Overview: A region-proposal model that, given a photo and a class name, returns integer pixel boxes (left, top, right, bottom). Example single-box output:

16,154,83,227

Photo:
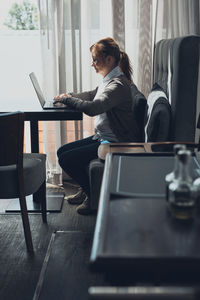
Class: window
0,0,43,151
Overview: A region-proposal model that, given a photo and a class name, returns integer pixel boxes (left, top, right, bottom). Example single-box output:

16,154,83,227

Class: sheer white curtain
154,0,199,41
112,0,153,96
37,0,62,183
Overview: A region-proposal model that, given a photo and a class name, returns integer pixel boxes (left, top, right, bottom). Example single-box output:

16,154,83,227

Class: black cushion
146,83,171,142
131,83,147,142
0,153,46,198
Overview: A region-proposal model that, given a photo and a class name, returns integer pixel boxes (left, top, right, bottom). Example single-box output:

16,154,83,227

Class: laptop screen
29,72,46,107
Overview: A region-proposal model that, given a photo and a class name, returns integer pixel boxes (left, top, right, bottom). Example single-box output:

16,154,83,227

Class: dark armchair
0,112,47,252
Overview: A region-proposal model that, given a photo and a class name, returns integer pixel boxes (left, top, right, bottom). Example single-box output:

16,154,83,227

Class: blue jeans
57,136,100,195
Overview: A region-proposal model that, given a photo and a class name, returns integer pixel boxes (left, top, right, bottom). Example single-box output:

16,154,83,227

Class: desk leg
30,120,39,153
30,120,42,204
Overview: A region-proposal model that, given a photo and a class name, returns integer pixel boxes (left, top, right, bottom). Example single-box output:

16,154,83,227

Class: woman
54,37,141,215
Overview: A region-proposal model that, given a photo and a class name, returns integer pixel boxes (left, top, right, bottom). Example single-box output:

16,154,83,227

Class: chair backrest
145,83,171,142
153,35,200,142
0,112,24,166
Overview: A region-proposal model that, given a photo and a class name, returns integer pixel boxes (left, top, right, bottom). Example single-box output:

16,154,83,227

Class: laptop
29,72,66,109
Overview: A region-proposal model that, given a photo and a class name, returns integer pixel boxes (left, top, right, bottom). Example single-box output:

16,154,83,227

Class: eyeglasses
92,57,98,65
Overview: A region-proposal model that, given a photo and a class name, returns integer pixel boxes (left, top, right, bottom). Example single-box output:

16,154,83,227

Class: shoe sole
76,208,96,215
67,198,85,205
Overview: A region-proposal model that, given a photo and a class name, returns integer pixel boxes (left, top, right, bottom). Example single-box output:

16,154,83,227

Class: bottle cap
177,149,191,164
173,144,186,154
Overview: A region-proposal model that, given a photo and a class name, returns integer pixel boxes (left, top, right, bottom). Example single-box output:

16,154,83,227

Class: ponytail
119,51,133,83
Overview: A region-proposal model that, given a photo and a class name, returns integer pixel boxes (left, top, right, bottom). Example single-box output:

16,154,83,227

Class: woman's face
91,49,115,77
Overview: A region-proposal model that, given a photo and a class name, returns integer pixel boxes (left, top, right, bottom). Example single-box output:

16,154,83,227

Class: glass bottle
165,144,186,202
168,149,195,220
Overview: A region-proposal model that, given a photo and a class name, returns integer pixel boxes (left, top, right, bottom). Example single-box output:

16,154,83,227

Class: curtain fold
38,0,62,184
154,0,200,41
137,0,153,97
112,0,125,50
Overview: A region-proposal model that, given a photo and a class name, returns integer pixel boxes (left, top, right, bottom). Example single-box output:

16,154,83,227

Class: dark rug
33,231,107,300
0,182,98,300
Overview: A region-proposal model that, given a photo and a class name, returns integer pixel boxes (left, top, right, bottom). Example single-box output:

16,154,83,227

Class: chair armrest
98,142,199,160
98,143,148,160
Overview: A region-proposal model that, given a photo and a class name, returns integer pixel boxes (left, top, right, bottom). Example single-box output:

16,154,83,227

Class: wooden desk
90,153,200,283
1,98,82,152
1,98,82,212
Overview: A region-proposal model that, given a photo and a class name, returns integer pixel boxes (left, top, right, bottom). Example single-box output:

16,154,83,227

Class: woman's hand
53,93,70,103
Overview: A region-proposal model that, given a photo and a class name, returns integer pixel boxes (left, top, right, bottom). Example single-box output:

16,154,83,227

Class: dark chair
89,35,200,211
154,35,200,142
0,112,47,252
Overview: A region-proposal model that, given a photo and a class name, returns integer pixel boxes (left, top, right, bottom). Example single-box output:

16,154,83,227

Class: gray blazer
64,74,141,142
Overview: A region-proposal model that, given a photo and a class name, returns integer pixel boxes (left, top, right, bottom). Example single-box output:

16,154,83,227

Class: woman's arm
65,78,131,116
69,88,98,101
54,88,98,103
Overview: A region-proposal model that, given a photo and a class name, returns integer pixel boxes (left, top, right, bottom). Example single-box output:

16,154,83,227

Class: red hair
90,37,133,82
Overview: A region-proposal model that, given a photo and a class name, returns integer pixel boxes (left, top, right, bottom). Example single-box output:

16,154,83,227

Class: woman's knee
57,146,62,158
57,137,92,158
57,142,76,158
58,150,77,170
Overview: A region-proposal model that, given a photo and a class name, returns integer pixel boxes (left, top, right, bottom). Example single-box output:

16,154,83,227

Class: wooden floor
0,182,97,300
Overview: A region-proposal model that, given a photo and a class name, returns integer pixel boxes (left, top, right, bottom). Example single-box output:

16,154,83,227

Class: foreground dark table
90,153,200,284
